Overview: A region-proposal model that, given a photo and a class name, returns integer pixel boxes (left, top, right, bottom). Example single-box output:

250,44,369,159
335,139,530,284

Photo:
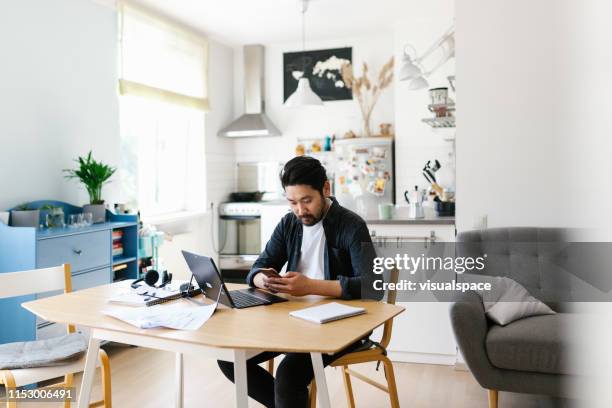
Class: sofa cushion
486,313,589,376
483,277,555,326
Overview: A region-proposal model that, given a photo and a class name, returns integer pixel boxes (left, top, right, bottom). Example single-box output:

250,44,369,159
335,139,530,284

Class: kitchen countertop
259,201,455,225
366,215,454,225
366,207,454,225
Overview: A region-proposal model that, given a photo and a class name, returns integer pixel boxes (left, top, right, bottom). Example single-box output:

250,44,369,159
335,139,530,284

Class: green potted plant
63,151,116,224
10,202,41,227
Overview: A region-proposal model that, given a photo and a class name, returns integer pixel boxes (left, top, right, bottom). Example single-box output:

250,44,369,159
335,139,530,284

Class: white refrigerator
329,137,394,220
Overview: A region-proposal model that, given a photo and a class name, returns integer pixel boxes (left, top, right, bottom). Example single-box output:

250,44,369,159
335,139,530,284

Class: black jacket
246,197,377,300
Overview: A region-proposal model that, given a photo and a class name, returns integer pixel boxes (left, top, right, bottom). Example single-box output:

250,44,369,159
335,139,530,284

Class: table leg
77,336,100,408
310,352,331,408
175,353,184,408
234,349,248,408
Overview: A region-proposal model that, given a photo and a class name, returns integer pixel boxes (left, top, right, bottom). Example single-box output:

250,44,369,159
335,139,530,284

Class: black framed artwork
283,47,353,102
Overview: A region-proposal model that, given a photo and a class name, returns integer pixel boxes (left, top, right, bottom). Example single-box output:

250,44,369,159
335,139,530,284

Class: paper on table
103,300,217,330
108,287,181,307
108,280,187,307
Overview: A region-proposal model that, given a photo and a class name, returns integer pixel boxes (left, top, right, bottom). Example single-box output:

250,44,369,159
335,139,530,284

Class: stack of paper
289,302,365,324
103,301,217,330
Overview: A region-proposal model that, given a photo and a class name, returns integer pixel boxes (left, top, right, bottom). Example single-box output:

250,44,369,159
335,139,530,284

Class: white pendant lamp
399,54,422,81
407,76,429,90
400,27,454,91
285,0,323,107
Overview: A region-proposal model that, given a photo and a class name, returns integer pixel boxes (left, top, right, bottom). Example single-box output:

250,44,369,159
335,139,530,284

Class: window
117,2,208,218
119,97,204,216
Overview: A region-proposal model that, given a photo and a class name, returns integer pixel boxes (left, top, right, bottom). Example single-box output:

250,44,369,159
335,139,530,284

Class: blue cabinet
0,201,138,344
37,230,111,272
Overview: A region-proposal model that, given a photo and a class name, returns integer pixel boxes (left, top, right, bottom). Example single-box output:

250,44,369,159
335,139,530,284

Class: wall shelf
422,117,456,128
112,256,137,265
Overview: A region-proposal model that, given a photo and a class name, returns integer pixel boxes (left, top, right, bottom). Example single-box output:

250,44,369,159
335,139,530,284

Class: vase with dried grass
341,57,394,137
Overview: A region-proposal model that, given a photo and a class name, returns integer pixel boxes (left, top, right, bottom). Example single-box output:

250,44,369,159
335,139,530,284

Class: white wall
455,0,612,233
158,38,236,279
393,2,455,204
205,41,237,209
230,17,457,207
456,2,612,404
232,33,395,163
0,0,119,209
0,0,236,279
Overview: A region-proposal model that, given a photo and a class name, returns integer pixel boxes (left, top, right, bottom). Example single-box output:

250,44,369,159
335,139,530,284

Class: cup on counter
377,203,394,220
68,214,79,228
0,212,9,225
83,212,93,226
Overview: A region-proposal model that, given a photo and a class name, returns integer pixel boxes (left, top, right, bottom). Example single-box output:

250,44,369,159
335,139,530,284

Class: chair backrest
0,264,75,334
0,264,71,299
385,266,399,305
380,266,399,348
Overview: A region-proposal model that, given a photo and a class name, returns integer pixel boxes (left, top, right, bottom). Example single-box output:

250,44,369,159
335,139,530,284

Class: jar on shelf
45,207,65,228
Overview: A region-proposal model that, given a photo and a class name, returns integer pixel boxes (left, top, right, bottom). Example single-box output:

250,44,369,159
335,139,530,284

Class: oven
216,161,283,282
217,202,262,283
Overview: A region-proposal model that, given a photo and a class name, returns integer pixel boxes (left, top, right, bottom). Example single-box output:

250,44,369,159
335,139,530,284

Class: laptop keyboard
230,290,270,308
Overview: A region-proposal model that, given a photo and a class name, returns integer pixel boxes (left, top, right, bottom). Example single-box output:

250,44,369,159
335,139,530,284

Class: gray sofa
450,227,590,408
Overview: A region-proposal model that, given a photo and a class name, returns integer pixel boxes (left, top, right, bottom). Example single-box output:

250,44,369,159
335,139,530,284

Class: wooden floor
4,343,580,407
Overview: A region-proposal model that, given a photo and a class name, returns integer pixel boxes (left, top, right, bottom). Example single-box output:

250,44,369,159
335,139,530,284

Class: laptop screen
181,250,228,305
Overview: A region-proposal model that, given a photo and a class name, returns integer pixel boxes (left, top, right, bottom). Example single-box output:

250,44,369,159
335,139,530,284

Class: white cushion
7,354,102,387
0,333,87,370
480,277,556,326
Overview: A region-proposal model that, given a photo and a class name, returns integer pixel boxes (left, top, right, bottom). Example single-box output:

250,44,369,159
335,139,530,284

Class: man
218,156,378,408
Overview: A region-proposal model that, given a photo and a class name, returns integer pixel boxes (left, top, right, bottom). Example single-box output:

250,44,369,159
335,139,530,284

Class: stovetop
219,202,262,217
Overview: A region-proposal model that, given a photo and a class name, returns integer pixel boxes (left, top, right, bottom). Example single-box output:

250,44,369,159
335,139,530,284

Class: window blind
118,2,209,111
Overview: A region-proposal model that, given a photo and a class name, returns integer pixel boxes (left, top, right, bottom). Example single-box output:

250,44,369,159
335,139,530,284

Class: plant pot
10,209,41,227
83,204,106,224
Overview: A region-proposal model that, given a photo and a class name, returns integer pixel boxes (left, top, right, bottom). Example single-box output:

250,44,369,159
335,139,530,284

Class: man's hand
253,271,272,290
265,271,313,296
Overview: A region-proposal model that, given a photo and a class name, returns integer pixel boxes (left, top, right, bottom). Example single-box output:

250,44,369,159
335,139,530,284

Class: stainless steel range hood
218,45,281,138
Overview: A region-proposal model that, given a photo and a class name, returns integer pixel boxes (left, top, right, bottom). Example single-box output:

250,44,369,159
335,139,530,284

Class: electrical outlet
474,215,488,230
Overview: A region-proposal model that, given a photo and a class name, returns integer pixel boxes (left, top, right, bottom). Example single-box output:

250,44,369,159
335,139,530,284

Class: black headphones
131,269,173,289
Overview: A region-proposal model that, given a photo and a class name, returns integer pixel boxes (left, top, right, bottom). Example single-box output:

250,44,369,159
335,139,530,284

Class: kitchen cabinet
367,220,458,365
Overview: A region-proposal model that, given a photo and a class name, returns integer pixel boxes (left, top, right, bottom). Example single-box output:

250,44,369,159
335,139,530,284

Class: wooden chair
0,264,112,408
267,267,401,408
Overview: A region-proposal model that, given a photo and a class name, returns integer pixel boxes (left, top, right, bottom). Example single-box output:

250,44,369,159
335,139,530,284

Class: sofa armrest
449,290,498,388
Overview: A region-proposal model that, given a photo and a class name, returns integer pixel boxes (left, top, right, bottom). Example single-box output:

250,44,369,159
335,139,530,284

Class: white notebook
289,302,365,324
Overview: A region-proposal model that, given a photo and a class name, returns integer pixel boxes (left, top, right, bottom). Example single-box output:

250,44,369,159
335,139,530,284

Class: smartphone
258,268,281,279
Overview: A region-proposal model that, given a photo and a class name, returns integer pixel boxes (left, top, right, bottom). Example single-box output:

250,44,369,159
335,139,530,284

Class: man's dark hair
280,156,327,194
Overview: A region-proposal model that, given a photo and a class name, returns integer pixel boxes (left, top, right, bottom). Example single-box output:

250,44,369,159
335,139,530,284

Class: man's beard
299,213,321,226
298,201,326,226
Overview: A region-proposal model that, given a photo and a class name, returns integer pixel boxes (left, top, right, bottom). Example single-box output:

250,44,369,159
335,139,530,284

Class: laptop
181,250,287,309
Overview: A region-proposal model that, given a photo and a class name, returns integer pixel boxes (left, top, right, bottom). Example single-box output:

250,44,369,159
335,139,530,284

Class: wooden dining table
22,280,404,408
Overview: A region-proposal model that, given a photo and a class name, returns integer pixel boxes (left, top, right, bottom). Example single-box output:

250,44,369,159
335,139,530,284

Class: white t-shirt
297,221,327,280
